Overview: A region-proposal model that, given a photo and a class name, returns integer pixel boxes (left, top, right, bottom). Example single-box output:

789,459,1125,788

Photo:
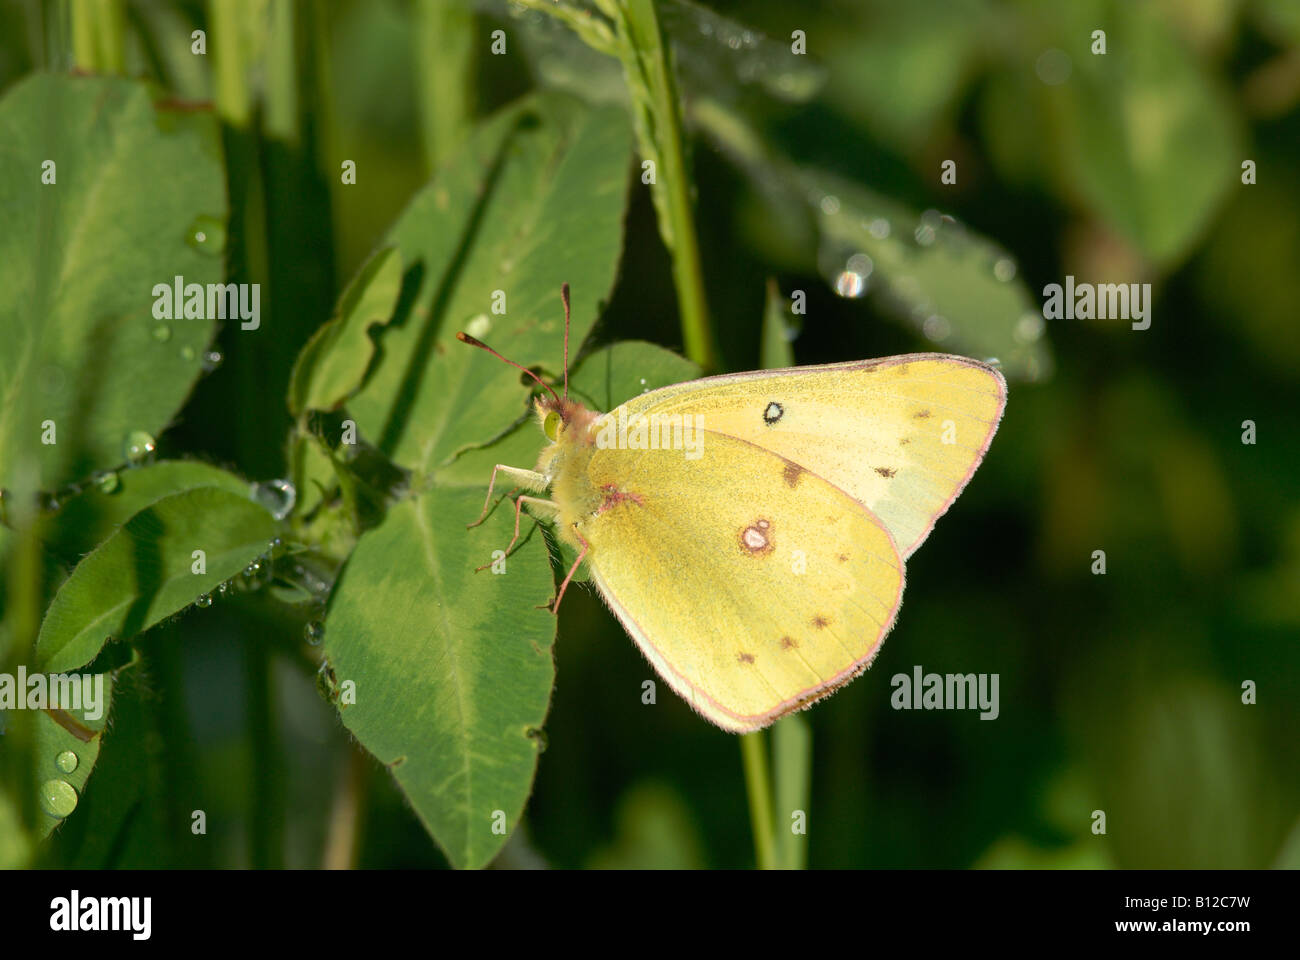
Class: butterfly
460,285,1006,733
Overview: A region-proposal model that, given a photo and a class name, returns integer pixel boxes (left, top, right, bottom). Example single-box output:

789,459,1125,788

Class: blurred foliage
0,0,1296,869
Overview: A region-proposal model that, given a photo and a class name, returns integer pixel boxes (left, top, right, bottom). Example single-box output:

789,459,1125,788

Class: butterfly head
535,393,598,446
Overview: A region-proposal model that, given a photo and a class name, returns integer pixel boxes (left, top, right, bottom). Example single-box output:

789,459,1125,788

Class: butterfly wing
616,354,1006,559
578,431,904,733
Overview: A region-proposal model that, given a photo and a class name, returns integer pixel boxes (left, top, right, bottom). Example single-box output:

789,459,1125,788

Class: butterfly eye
543,411,562,441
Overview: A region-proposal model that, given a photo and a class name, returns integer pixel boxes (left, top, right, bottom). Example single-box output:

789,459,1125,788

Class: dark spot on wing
763,401,784,425
811,615,831,630
780,636,797,649
838,554,849,563
783,462,803,487
874,467,896,478
913,409,931,419
739,519,773,555
737,652,755,664
899,438,911,446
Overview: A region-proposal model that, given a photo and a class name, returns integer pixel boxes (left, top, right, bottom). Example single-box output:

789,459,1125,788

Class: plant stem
323,743,370,869
413,0,474,175
208,0,251,126
772,715,811,868
263,0,298,144
70,0,125,74
612,0,718,370
740,731,776,869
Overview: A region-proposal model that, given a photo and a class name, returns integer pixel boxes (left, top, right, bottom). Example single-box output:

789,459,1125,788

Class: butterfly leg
545,526,589,615
474,495,559,572
467,465,550,528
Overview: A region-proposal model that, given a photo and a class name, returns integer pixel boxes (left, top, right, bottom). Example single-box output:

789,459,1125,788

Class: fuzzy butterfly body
462,293,1006,733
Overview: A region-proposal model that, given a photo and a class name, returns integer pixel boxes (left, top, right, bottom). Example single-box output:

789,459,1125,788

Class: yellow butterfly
461,285,1006,733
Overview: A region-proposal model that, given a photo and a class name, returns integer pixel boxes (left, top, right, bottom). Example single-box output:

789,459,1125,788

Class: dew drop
180,345,196,362
38,492,61,514
1015,312,1046,343
922,314,952,341
819,195,841,216
834,270,867,298
122,430,157,465
465,314,492,339
304,621,325,646
196,593,213,608
993,258,1017,282
39,779,78,819
526,726,549,753
94,470,120,495
914,210,942,247
868,218,891,239
185,214,228,255
201,350,224,372
152,323,172,343
55,750,78,774
241,557,272,592
251,479,296,520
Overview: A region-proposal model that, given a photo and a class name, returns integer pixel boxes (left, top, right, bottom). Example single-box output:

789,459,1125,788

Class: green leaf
328,337,695,867
760,278,796,370
1050,2,1240,265
802,168,1049,380
44,460,253,564
0,73,226,493
696,104,1050,381
32,675,112,840
35,488,278,673
288,246,403,417
568,339,701,414
323,492,556,869
346,94,633,476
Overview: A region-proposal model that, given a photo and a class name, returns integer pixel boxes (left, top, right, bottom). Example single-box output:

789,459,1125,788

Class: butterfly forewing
620,354,1006,558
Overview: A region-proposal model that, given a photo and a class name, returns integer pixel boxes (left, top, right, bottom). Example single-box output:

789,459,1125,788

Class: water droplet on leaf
122,430,157,465
185,215,227,255
94,470,120,494
39,779,78,819
304,621,324,646
251,479,296,520
55,751,78,774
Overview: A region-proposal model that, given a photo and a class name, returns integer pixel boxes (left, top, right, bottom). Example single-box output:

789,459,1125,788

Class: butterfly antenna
456,332,561,405
561,283,571,403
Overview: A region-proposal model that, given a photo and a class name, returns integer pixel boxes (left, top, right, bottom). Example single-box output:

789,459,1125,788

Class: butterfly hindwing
577,430,904,732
